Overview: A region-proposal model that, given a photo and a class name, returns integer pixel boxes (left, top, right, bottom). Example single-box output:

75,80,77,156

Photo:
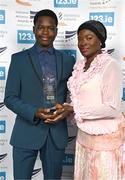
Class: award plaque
42,75,56,107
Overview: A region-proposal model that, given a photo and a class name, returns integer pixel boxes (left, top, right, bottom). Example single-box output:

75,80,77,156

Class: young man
4,9,75,180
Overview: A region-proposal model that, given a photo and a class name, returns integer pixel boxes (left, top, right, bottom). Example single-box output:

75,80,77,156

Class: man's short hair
34,9,58,26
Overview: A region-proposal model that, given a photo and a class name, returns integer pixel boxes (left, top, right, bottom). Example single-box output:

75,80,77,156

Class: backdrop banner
0,0,125,179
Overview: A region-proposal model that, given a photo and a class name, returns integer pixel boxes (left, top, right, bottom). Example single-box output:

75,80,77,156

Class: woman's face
78,29,101,59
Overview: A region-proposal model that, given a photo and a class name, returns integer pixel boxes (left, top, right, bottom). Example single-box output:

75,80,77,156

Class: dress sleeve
76,61,123,120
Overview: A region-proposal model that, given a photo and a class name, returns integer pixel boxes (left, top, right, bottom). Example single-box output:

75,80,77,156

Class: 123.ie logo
17,30,35,44
0,10,5,24
0,121,6,133
0,172,6,180
0,67,5,80
89,12,114,26
54,0,78,8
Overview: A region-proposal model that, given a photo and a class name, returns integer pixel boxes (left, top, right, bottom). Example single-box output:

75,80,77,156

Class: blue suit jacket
4,45,75,150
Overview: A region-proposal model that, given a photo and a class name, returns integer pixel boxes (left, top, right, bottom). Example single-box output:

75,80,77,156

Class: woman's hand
44,103,73,124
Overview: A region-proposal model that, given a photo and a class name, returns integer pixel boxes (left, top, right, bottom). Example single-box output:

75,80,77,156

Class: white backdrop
0,0,125,179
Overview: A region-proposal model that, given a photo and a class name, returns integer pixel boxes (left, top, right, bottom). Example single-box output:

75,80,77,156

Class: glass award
42,75,56,107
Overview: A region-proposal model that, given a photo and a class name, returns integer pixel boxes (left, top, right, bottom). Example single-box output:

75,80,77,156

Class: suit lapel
55,50,63,83
28,46,43,83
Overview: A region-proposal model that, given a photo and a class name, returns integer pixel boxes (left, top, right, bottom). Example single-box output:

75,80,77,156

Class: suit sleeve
4,54,38,124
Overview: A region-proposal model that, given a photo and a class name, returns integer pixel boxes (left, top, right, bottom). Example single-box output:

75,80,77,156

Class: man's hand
44,103,73,124
35,108,56,120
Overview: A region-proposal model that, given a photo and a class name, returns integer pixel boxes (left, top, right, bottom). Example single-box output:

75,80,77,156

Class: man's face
33,16,57,48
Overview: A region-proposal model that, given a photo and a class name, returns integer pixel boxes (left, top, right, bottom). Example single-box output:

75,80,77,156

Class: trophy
42,75,57,109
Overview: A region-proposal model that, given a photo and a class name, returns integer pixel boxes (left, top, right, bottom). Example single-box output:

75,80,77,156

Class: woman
66,20,125,180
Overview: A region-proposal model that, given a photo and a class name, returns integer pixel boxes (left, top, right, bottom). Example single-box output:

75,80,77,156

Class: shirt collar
35,42,54,55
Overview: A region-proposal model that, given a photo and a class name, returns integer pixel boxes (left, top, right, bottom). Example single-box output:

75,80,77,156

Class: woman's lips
81,48,88,53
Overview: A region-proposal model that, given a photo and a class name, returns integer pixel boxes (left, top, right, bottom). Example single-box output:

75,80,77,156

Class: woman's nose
80,40,87,46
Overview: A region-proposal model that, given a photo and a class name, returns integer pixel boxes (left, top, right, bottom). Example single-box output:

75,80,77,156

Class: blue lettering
89,12,114,26
54,0,78,7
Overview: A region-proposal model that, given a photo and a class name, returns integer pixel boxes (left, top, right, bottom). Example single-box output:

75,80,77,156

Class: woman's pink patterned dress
67,52,125,180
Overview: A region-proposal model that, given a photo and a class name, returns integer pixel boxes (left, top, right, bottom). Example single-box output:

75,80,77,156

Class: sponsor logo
54,0,78,8
0,86,4,93
0,121,6,133
68,135,76,143
65,30,77,41
0,10,5,24
58,12,63,20
0,153,7,162
63,153,74,166
16,10,32,27
60,50,76,59
17,30,35,44
89,0,111,5
16,0,32,6
58,12,67,26
89,12,114,26
107,48,114,54
58,12,80,26
122,68,125,89
0,172,6,180
0,47,7,54
30,10,37,20
0,139,8,146
123,88,125,101
0,67,5,80
0,31,7,39
55,30,77,45
0,102,4,111
32,168,41,178
30,10,79,27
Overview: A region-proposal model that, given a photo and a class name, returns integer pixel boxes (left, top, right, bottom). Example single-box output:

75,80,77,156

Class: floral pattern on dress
74,131,125,180
67,52,110,103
